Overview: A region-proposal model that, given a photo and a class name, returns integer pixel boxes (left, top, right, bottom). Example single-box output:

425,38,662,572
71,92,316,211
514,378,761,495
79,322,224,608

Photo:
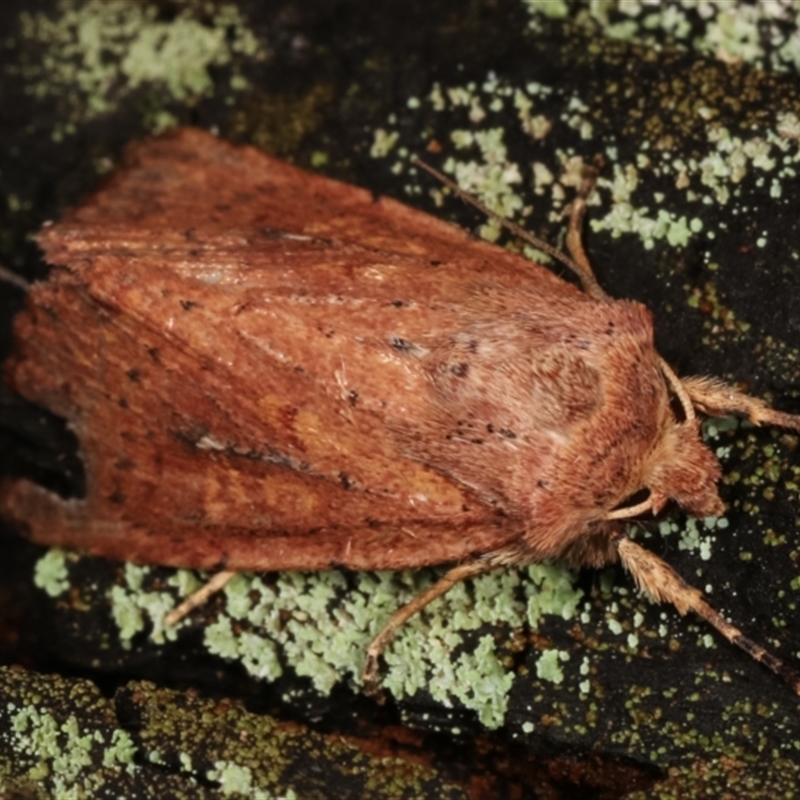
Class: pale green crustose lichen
33,548,72,598
106,562,201,649
16,0,265,140
523,0,800,75
535,648,569,685
32,549,588,730
371,68,799,283
6,703,140,795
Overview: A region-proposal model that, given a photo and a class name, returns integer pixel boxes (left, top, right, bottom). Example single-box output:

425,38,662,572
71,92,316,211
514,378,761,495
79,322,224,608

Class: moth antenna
164,569,237,627
412,157,607,299
363,556,498,693
680,375,800,432
615,533,800,695
658,358,696,423
0,264,30,292
560,162,698,424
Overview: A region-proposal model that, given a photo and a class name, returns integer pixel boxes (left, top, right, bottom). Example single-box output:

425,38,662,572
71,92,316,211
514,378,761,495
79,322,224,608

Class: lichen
33,548,71,598
370,63,800,330
535,649,567,684
15,0,265,140
523,0,800,75
370,128,400,157
3,688,143,796
107,563,196,648
201,567,538,728
87,556,591,730
206,762,268,798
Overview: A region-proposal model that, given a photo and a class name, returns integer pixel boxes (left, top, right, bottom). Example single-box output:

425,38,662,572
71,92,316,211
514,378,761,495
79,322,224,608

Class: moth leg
564,160,610,303
679,375,800,432
614,532,800,694
363,557,503,692
164,569,237,627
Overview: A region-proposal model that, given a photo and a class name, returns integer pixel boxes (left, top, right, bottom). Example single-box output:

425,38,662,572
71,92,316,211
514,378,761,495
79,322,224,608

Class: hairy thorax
412,293,722,559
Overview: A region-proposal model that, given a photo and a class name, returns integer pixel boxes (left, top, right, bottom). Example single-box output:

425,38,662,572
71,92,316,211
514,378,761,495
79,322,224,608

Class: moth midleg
679,375,800,432
164,569,237,627
363,557,504,691
614,532,800,694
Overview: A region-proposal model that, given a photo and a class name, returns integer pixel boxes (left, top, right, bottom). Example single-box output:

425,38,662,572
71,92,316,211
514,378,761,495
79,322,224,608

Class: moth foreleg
614,532,800,694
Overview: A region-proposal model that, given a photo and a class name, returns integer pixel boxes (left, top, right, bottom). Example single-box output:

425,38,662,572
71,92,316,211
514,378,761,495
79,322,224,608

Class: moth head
647,419,725,518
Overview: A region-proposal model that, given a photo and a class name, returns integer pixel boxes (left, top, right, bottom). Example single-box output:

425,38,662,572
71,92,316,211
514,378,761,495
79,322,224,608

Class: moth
1,127,799,694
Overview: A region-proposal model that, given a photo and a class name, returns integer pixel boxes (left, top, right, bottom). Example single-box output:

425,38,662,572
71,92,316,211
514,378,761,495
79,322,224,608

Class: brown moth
1,127,799,693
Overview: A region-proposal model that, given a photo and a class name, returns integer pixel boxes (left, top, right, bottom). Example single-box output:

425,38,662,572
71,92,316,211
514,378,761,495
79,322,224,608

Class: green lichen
525,563,583,626
211,568,526,727
441,125,525,222
99,559,585,729
5,698,143,796
373,60,800,322
107,563,198,648
206,762,276,798
373,73,726,258
523,0,570,20
535,649,568,685
33,548,71,598
16,0,265,140
102,729,137,769
523,0,800,74
1,669,466,798
670,516,721,562
370,128,400,157
130,680,466,799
